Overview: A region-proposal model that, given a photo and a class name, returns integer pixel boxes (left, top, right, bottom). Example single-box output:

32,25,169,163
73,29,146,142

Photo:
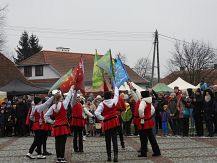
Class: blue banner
114,56,129,88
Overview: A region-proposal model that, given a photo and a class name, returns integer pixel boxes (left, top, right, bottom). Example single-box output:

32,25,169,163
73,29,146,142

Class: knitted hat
140,91,150,98
34,97,41,105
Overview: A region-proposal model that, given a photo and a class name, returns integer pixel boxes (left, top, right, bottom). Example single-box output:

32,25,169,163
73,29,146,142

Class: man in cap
138,90,161,157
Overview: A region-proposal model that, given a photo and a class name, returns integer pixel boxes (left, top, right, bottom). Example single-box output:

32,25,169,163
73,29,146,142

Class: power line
6,33,153,42
159,33,217,51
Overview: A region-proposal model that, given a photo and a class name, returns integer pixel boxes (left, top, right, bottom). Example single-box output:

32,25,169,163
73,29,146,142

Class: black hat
140,91,150,98
104,91,112,100
174,86,179,90
34,97,41,105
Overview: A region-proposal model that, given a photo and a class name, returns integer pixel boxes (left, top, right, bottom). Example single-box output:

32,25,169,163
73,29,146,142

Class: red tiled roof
0,53,32,87
18,50,146,84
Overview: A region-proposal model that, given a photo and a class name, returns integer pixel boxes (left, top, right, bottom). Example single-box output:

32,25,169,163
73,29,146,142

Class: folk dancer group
26,82,161,163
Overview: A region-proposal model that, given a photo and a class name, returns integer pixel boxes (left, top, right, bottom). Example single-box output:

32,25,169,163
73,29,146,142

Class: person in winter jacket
44,86,76,163
193,88,204,136
161,105,170,136
168,93,178,135
203,89,214,137
95,84,119,162
138,90,161,157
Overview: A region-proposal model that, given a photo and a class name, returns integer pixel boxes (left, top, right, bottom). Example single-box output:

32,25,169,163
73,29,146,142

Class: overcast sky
1,0,217,77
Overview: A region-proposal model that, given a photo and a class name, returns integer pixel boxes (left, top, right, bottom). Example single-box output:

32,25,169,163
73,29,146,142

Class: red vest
116,97,125,116
102,103,119,131
138,103,154,130
31,110,45,131
133,100,141,127
52,103,70,137
71,102,85,127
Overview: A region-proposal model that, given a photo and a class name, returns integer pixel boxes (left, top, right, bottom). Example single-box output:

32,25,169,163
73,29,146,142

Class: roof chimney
56,47,70,52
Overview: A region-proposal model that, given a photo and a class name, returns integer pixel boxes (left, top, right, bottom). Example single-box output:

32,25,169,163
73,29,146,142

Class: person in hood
138,90,161,157
95,84,119,162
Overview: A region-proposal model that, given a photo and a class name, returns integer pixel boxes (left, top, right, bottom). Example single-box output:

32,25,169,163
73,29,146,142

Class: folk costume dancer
70,95,94,153
138,91,161,157
95,85,119,162
26,96,54,159
45,86,76,163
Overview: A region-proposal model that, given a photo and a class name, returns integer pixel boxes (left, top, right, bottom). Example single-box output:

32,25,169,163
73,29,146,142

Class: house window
35,65,43,76
24,66,32,77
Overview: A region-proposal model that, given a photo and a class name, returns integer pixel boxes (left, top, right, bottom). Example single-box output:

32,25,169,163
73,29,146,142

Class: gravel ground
1,135,217,163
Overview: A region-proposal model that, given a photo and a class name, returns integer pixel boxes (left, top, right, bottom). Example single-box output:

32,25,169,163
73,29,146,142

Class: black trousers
73,126,83,151
17,118,26,136
105,127,118,157
42,130,49,153
155,115,162,134
182,118,189,136
194,113,204,136
117,116,124,145
205,113,214,136
139,129,160,155
29,130,45,154
55,135,67,158
213,112,217,133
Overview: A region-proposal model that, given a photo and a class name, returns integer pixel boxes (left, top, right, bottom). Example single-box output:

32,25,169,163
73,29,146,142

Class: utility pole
151,30,160,87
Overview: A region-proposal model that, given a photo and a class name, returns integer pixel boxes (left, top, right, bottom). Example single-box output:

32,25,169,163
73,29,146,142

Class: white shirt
44,88,76,124
95,86,119,121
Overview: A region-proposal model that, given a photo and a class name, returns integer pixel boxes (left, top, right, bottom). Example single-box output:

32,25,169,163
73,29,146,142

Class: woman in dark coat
193,89,204,136
203,89,214,137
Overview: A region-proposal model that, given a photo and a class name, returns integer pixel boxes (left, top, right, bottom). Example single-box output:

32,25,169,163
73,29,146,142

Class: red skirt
44,124,52,131
103,117,119,131
52,125,71,137
71,118,85,128
31,123,45,131
138,119,155,130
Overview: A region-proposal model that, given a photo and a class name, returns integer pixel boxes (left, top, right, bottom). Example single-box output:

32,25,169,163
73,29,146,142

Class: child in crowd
161,105,170,136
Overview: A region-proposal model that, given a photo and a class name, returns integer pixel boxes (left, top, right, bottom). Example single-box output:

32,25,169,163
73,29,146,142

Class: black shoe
74,149,79,153
138,154,147,157
43,151,52,155
107,157,112,162
113,154,118,162
152,153,161,157
121,143,125,149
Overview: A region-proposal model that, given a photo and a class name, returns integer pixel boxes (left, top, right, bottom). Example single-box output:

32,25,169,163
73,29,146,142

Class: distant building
56,47,70,52
0,52,31,87
17,50,148,90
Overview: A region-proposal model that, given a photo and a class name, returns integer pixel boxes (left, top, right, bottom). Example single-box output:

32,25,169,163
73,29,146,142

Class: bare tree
117,53,127,63
134,57,152,80
169,40,217,85
0,5,7,52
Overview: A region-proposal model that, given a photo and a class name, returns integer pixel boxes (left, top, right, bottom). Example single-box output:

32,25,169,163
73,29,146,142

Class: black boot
121,142,125,149
107,153,112,162
113,152,118,162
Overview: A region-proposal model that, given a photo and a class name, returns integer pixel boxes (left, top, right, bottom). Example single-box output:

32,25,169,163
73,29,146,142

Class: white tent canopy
168,77,196,90
119,82,146,92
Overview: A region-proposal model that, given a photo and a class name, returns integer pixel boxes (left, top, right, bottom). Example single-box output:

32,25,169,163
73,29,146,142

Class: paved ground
1,135,217,163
